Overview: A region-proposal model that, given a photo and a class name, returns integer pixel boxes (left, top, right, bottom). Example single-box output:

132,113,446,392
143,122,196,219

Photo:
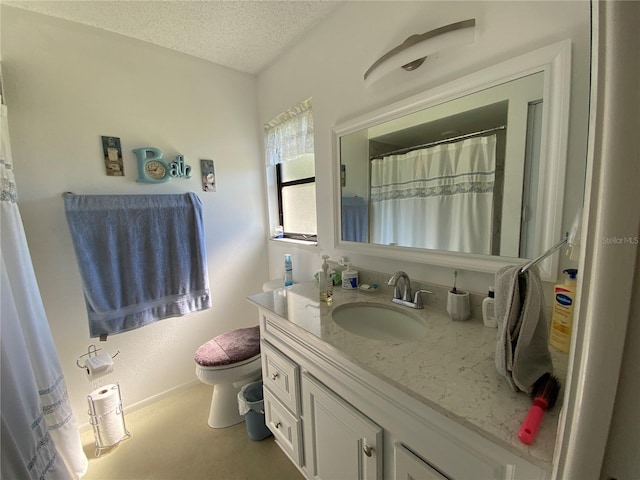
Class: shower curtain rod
369,125,506,160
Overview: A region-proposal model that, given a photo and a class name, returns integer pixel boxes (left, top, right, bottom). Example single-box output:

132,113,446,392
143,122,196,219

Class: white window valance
264,98,314,167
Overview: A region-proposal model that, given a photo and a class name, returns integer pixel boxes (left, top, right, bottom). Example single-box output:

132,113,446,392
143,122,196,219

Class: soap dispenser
318,255,333,303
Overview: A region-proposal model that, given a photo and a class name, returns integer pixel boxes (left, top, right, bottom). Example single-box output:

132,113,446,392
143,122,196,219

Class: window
277,155,317,239
265,98,317,242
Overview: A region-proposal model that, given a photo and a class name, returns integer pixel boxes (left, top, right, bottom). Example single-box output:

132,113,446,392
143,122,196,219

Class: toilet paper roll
97,409,127,447
88,384,127,447
89,384,121,415
85,352,113,381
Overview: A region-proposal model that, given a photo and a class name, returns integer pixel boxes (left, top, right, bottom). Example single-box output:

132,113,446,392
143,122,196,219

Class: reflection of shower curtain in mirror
370,135,496,254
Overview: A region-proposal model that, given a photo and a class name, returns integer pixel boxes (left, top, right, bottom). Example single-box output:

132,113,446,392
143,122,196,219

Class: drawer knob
363,445,373,457
275,422,282,429
271,373,279,381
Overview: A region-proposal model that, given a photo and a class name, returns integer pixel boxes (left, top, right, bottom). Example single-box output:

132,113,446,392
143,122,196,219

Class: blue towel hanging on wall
64,192,211,338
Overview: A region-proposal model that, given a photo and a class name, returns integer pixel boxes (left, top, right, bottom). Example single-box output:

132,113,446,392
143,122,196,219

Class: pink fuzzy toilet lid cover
194,325,260,367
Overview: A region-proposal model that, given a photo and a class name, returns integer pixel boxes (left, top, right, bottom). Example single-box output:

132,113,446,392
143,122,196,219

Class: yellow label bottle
549,268,578,353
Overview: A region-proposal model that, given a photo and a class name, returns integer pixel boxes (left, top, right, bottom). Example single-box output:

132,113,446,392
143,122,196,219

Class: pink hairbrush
518,373,561,445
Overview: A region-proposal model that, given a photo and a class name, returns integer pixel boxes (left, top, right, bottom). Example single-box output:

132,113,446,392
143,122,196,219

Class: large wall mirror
333,40,572,280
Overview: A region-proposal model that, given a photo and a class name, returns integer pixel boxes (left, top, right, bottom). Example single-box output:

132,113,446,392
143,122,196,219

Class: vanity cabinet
303,372,382,480
257,306,548,480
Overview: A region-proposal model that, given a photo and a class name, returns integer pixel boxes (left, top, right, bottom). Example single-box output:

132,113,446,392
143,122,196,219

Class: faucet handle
413,290,433,309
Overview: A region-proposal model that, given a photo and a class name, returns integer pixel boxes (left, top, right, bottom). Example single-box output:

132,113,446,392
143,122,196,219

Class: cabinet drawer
264,388,303,467
395,443,450,480
261,340,300,414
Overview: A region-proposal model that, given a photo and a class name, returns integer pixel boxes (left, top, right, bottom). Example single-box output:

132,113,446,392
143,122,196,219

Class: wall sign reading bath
133,147,192,183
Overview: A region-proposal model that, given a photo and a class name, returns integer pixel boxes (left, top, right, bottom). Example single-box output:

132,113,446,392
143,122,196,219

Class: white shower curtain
1,101,88,478
370,135,497,254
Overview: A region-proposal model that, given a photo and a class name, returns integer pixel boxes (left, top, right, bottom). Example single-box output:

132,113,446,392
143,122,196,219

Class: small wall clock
133,147,170,183
144,160,167,180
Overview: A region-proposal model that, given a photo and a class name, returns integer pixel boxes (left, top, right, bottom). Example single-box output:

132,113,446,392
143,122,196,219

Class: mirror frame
332,40,572,281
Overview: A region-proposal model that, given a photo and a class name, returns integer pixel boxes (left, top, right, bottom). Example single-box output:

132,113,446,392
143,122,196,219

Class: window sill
269,237,318,247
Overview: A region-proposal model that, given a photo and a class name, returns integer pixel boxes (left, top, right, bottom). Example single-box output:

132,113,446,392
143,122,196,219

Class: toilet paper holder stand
76,344,120,369
87,382,131,457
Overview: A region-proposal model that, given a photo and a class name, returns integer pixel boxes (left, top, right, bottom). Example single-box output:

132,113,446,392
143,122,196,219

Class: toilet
194,280,280,428
194,325,261,428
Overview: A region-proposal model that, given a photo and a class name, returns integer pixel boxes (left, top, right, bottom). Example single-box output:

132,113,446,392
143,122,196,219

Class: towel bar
519,233,568,274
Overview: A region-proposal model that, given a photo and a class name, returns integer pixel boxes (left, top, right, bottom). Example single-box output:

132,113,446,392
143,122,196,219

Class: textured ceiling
3,0,342,74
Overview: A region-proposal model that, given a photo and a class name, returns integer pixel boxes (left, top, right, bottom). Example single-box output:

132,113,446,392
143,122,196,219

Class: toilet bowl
194,325,261,428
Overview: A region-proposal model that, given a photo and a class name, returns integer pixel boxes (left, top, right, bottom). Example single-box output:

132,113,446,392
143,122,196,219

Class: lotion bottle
318,255,333,303
342,263,358,289
482,287,497,328
549,269,578,353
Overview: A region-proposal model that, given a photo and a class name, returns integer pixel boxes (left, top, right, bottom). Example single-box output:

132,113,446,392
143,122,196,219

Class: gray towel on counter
494,265,553,393
64,193,211,338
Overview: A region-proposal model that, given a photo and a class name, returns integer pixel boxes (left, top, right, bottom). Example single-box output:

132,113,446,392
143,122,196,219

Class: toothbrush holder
447,290,471,321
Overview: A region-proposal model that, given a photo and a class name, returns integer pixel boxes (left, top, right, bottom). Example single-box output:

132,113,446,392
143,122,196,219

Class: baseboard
78,379,201,433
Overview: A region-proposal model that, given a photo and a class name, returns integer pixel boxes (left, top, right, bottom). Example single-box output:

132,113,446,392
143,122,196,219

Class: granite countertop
248,281,568,471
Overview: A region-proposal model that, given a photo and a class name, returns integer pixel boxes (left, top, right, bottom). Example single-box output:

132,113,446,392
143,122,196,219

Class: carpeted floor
81,383,304,480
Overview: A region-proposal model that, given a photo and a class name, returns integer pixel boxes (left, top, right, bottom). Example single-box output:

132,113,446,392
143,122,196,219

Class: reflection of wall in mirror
340,130,369,198
341,129,370,242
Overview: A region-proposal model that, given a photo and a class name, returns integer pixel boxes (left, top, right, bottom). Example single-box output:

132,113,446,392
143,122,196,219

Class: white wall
2,6,269,426
258,1,591,298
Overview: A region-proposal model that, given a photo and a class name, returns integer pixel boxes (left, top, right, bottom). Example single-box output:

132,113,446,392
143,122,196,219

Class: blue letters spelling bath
170,155,192,179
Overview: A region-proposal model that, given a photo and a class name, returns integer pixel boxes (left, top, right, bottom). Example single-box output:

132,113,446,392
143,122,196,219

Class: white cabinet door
395,443,450,480
302,372,382,480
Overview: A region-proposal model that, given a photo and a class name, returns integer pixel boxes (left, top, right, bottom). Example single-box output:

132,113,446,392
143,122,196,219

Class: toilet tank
262,278,282,292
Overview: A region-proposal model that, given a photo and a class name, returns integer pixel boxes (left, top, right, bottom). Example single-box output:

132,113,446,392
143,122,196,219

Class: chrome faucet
387,271,432,309
388,271,412,301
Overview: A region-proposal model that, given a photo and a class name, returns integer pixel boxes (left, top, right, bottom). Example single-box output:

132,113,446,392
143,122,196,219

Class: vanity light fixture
364,19,476,88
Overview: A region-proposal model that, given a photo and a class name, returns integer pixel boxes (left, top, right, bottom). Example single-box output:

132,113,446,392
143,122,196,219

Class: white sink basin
331,302,427,341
